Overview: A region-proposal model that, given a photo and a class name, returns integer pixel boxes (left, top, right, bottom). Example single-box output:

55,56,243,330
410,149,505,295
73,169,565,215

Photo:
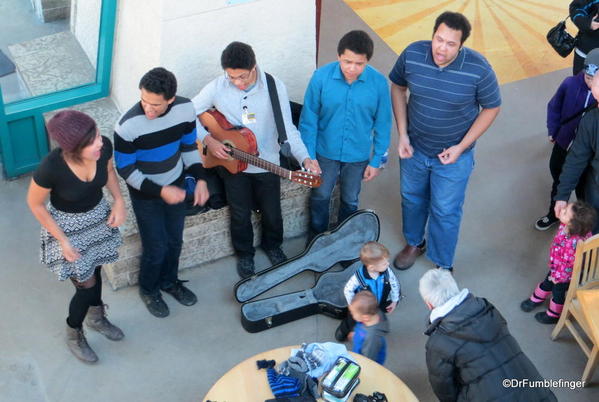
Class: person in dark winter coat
570,0,599,74
556,51,599,234
419,269,556,402
534,61,595,231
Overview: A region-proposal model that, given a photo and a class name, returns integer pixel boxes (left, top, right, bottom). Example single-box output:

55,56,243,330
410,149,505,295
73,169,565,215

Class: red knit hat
47,110,97,152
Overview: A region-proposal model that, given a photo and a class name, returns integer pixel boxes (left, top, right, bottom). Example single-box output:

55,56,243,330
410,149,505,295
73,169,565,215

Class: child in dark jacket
335,241,399,342
349,291,389,365
535,55,596,231
523,201,596,323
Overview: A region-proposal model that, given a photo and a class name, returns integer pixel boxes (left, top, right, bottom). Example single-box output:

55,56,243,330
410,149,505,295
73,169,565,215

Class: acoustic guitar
199,110,321,188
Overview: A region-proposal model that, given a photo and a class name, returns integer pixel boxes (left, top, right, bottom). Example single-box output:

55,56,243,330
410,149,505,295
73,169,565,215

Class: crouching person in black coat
418,269,556,402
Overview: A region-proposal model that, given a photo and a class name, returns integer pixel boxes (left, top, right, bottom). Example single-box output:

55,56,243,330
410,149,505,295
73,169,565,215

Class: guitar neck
229,148,291,179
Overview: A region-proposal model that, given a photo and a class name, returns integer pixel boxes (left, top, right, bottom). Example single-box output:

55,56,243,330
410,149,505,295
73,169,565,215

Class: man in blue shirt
300,30,391,238
389,12,501,272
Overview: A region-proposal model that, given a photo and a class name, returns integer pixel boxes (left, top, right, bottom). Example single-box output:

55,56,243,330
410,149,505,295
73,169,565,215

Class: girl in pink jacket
521,201,596,324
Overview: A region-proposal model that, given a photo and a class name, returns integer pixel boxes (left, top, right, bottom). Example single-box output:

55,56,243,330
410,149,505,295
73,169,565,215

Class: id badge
242,108,256,125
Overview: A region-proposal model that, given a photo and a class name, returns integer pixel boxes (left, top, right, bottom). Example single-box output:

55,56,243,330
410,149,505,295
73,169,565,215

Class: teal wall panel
7,116,46,167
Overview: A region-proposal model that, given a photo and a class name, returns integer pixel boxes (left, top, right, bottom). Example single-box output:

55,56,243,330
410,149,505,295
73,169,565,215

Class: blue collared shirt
299,62,391,168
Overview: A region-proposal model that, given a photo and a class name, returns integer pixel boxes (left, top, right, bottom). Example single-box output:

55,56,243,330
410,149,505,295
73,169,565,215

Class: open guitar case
234,209,380,333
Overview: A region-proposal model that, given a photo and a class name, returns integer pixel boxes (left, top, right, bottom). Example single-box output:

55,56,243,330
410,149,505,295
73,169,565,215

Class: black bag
183,168,227,216
547,17,577,58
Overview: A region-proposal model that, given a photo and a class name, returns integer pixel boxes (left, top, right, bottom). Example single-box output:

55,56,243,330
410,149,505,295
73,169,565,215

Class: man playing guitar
192,41,319,279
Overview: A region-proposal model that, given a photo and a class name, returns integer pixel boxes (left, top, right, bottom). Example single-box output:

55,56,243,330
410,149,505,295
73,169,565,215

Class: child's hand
386,301,398,313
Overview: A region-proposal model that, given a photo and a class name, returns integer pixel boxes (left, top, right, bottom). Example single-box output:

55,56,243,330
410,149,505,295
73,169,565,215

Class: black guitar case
234,210,380,333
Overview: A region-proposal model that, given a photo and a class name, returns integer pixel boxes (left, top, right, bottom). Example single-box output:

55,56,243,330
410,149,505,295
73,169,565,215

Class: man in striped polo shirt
389,12,501,272
114,68,209,318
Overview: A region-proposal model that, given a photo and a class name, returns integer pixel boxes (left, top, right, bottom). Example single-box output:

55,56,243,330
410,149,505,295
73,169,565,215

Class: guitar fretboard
228,147,291,179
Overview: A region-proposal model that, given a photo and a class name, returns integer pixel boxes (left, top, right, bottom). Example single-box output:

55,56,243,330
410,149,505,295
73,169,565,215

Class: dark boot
535,300,563,325
335,315,355,342
85,305,124,341
521,283,550,312
66,325,98,363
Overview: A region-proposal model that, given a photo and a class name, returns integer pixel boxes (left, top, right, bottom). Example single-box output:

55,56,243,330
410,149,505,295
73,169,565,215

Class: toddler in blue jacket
335,241,400,342
349,290,389,365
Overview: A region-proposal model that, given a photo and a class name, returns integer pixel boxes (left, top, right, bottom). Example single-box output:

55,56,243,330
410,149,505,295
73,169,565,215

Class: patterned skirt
40,198,122,282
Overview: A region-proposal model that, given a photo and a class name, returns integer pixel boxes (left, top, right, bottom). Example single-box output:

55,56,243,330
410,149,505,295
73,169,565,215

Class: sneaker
139,291,169,318
237,256,255,279
161,280,197,306
264,247,287,266
534,215,558,231
520,298,543,312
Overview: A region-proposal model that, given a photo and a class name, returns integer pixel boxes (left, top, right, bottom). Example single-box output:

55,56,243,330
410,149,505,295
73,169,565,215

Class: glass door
0,0,116,178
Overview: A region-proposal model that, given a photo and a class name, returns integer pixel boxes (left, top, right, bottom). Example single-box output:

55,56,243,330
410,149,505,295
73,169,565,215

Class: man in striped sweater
114,67,209,318
389,12,501,273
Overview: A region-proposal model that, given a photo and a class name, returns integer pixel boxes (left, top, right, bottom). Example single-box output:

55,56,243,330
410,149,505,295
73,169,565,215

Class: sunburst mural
344,0,574,84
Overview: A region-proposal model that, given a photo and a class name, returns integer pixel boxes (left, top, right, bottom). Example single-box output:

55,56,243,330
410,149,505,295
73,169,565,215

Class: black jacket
570,0,599,53
556,108,599,209
424,295,556,402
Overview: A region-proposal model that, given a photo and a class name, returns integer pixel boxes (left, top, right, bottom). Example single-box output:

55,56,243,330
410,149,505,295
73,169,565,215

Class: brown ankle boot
85,305,124,341
393,241,426,270
66,326,98,363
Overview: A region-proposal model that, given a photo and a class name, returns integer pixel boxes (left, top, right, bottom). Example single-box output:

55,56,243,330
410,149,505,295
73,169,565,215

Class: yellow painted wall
344,0,574,84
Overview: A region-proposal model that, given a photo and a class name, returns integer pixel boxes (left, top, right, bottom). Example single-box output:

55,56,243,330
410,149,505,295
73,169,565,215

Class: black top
556,107,599,202
570,0,599,53
33,136,113,213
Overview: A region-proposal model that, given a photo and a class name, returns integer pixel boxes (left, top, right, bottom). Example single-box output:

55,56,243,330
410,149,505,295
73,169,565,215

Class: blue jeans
400,148,474,268
310,155,368,234
130,195,186,295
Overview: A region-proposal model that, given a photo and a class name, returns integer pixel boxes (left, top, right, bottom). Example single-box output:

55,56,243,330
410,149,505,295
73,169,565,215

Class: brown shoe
393,241,426,270
85,305,125,341
66,325,98,363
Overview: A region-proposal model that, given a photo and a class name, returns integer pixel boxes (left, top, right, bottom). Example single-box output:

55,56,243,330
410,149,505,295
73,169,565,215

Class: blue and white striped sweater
114,96,204,199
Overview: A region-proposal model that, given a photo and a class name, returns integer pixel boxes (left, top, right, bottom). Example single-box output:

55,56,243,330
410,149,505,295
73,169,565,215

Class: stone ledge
103,179,315,290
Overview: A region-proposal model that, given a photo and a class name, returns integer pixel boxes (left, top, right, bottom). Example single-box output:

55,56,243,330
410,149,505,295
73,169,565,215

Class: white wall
110,0,163,112
110,0,316,111
70,0,101,69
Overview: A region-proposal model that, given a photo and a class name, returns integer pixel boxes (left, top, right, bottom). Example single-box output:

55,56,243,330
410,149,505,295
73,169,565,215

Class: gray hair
419,269,460,308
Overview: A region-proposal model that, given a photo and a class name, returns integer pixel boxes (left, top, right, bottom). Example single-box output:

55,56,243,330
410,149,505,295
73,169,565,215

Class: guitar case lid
234,209,380,303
